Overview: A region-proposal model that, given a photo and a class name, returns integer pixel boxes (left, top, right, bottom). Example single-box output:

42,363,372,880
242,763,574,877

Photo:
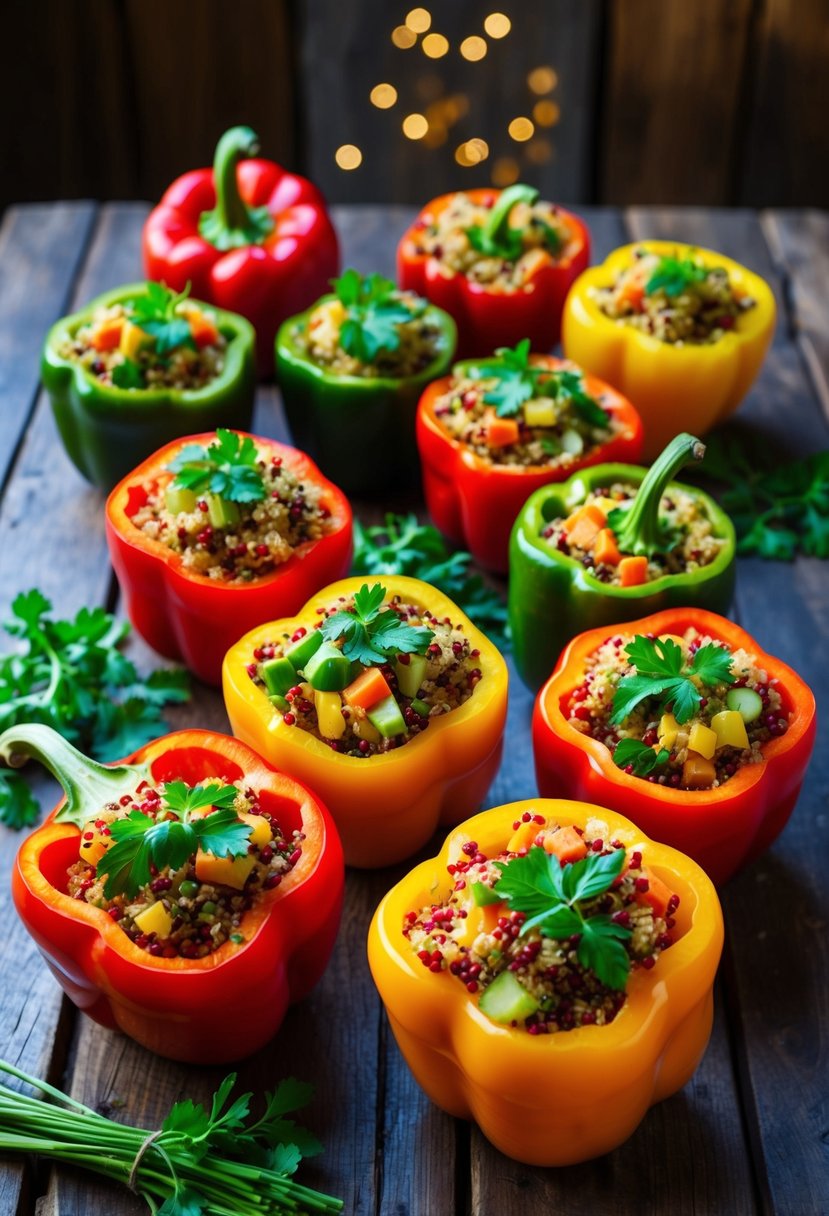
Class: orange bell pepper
222,576,508,868
562,241,776,459
368,799,723,1165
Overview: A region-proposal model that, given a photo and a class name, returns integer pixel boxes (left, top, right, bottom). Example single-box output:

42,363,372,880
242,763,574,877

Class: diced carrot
506,821,542,852
619,279,646,311
343,666,391,711
563,503,607,531
542,825,588,864
90,318,124,351
189,311,220,348
635,868,674,919
618,555,648,586
563,503,606,551
484,411,520,448
594,527,622,566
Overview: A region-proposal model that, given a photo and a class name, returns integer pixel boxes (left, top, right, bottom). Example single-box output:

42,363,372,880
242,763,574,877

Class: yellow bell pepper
222,576,508,869
368,799,723,1165
562,241,776,459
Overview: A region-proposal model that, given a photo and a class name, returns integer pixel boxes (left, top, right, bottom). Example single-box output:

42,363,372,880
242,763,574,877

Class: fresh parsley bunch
0,591,189,829
611,635,734,726
468,339,609,428
130,281,195,354
332,269,417,363
320,583,433,665
644,255,708,298
169,429,265,502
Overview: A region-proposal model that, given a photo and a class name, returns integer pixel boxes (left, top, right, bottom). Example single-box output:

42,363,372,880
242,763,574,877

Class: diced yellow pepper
452,899,502,948
710,709,750,751
119,320,152,361
506,820,541,852
316,690,346,740
195,849,256,890
687,721,717,760
658,712,679,751
239,811,272,849
133,900,172,940
352,714,381,744
78,818,112,866
523,399,557,428
661,633,687,650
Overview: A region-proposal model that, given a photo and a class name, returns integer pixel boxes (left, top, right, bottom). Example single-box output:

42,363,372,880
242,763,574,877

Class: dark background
1,0,827,212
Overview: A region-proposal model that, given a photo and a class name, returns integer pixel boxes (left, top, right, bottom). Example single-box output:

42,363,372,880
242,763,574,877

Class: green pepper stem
0,725,146,828
483,183,538,249
198,126,274,252
611,432,706,557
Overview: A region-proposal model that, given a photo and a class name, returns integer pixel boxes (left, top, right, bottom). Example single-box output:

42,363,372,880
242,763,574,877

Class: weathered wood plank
627,205,829,1216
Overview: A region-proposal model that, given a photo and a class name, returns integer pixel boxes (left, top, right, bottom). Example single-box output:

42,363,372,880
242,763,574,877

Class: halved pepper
532,609,816,885
509,433,736,689
367,799,723,1165
275,293,456,496
2,724,344,1064
222,576,508,868
398,186,590,358
416,355,644,573
41,284,256,492
562,241,776,459
105,432,353,686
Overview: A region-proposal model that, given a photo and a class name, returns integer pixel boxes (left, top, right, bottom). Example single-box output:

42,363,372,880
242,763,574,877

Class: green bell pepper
42,283,256,492
275,294,456,496
508,433,736,690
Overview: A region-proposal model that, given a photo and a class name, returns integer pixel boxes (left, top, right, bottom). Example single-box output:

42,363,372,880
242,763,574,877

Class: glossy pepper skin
533,609,816,886
562,241,776,460
105,433,353,687
398,187,590,359
368,799,723,1165
3,725,344,1064
143,126,340,377
417,356,644,573
41,284,256,492
509,445,736,691
275,295,457,496
223,575,508,868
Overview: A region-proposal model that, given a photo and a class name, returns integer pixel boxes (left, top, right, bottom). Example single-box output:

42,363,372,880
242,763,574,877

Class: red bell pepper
416,356,644,573
105,432,353,686
4,724,344,1064
532,608,817,885
398,186,590,358
143,126,340,377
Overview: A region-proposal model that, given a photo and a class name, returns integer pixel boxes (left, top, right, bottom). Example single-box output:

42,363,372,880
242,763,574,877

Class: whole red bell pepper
105,432,353,686
3,724,344,1064
533,608,817,885
398,185,590,358
143,126,340,377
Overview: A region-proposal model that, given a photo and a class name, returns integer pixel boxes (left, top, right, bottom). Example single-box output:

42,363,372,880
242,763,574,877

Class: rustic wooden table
0,203,827,1216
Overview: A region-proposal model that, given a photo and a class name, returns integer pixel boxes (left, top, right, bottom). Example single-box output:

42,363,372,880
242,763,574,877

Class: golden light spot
443,93,470,122
492,157,520,186
460,35,487,61
335,144,362,170
533,99,560,127
455,138,489,167
526,138,553,164
405,7,431,33
392,25,417,49
370,83,398,109
402,112,429,140
484,12,511,38
528,66,557,94
508,116,535,142
422,32,449,58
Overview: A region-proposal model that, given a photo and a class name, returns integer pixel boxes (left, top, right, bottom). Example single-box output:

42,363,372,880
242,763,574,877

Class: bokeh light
392,25,417,49
484,13,511,38
405,7,431,33
455,138,490,167
370,83,398,109
402,113,429,140
533,99,560,127
460,35,487,61
528,66,557,94
508,117,535,142
422,32,449,57
492,157,520,186
335,144,363,170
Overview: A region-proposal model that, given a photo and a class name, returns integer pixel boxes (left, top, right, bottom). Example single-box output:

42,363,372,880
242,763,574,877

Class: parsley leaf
0,770,41,829
320,582,433,665
169,429,265,504
468,341,609,426
611,635,734,726
111,358,144,389
613,737,670,776
130,281,196,355
494,846,631,989
332,270,417,363
645,254,708,298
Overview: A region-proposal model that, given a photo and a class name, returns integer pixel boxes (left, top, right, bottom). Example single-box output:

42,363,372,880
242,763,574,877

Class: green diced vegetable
303,641,353,692
395,654,428,699
164,485,197,515
206,493,241,529
269,693,289,712
285,629,324,672
478,971,540,1023
410,697,431,718
470,881,502,907
726,686,764,723
367,694,406,738
261,656,296,697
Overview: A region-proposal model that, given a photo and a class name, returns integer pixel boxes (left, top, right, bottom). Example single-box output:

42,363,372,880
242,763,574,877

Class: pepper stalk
609,432,706,557
473,184,539,257
198,126,275,251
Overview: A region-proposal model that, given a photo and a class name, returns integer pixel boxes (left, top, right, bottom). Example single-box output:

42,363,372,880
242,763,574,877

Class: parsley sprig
466,183,562,261
331,269,418,363
468,339,609,427
613,737,670,776
98,780,252,899
130,281,196,354
494,845,631,989
611,635,735,726
320,583,434,666
169,429,266,503
644,254,708,298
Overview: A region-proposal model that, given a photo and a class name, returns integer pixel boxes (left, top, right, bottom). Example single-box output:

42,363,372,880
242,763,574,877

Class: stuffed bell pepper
276,269,456,495
509,433,736,689
2,724,344,1064
563,242,776,459
398,184,590,358
368,799,722,1165
105,429,352,686
223,576,508,867
417,341,643,572
42,282,256,491
533,609,816,885
143,126,340,376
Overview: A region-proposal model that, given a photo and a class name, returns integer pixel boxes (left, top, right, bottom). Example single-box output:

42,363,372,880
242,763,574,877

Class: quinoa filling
404,813,678,1033
66,778,304,958
567,628,788,789
593,247,756,344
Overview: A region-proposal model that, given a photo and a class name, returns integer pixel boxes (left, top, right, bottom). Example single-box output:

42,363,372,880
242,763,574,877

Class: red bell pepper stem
480,183,538,253
199,126,274,251
612,432,705,556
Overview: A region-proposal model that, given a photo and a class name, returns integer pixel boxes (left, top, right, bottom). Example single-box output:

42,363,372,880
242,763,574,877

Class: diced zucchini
269,693,289,712
285,630,323,672
470,881,502,907
687,721,717,760
478,971,540,1023
367,694,406,738
560,428,584,455
164,485,197,515
303,641,352,692
410,698,431,718
726,687,763,724
206,494,240,529
710,709,749,751
395,654,428,699
316,690,347,739
261,656,297,697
